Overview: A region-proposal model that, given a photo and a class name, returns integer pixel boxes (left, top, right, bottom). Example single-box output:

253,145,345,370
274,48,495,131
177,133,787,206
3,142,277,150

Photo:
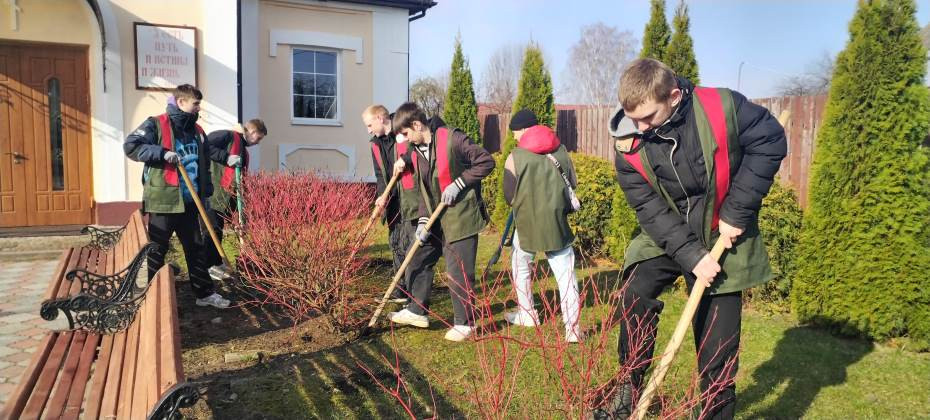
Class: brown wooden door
0,42,92,227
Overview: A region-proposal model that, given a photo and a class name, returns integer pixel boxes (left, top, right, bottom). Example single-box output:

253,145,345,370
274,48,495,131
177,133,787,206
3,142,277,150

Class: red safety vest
157,113,206,187
219,132,248,190
622,87,732,229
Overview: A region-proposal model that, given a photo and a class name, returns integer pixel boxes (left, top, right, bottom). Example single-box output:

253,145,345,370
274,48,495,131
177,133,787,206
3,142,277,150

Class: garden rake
631,108,792,420
361,202,448,336
361,172,401,240
345,172,401,265
177,163,233,271
632,237,726,420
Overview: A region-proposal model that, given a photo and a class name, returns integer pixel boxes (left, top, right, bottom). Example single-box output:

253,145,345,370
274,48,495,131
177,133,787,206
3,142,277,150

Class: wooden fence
478,94,828,206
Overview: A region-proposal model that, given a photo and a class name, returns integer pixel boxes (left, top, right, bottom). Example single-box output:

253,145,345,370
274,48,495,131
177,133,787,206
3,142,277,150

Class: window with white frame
292,48,339,121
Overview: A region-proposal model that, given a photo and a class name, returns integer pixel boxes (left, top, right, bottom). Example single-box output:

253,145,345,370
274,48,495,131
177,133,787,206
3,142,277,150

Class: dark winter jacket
124,104,213,213
608,77,787,273
399,117,496,242
207,129,249,212
370,131,402,225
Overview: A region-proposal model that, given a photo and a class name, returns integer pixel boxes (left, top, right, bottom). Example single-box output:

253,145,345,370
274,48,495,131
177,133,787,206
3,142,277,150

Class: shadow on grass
738,326,872,418
194,335,465,419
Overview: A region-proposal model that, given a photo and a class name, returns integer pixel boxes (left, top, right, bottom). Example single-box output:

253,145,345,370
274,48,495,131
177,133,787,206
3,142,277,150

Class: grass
173,225,930,419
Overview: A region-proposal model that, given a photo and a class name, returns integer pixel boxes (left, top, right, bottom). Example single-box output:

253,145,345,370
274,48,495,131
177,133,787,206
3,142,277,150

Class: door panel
0,42,92,227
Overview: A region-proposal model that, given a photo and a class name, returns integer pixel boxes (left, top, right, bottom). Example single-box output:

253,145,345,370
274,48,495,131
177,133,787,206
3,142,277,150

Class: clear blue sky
409,0,930,101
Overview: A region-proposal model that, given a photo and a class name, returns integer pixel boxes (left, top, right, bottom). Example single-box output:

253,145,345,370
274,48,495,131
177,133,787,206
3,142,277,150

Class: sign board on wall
134,22,198,90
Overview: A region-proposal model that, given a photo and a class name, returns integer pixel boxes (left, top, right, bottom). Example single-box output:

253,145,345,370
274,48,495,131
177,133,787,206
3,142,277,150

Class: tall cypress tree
640,0,670,61
666,0,699,83
443,36,481,144
792,0,930,347
491,44,555,227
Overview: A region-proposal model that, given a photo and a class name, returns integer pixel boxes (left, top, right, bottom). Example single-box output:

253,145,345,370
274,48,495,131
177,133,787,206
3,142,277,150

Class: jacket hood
608,76,694,140
518,125,560,154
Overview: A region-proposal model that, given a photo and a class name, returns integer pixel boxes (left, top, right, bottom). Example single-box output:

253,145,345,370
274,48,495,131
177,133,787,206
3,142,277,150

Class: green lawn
177,226,930,419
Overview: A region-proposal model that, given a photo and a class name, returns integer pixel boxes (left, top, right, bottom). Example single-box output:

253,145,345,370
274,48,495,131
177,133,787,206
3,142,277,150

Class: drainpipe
236,0,243,122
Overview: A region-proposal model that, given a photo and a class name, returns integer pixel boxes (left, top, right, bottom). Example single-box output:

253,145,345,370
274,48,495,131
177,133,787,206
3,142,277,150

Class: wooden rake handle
177,163,232,269
632,237,727,419
362,172,401,236
366,202,447,328
632,108,791,419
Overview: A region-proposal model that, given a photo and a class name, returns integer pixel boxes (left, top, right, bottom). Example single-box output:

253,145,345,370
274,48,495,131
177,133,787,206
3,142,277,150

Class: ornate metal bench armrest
149,382,204,420
40,288,149,333
82,225,127,250
65,243,159,302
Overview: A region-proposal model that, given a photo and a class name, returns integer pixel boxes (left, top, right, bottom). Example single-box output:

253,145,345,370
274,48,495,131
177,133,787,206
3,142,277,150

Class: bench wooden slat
41,250,73,303
67,249,98,298
0,333,57,419
43,331,87,419
145,271,163,411
61,332,100,420
159,266,183,395
56,249,87,300
116,313,142,420
21,332,73,420
81,334,112,420
132,274,159,420
98,330,127,419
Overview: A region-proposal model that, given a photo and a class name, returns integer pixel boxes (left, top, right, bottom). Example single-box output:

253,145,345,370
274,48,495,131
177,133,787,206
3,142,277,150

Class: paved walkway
0,258,67,405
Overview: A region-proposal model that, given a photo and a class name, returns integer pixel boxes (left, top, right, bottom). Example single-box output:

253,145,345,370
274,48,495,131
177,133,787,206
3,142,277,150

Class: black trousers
404,222,478,326
388,220,413,297
618,255,741,420
147,206,215,299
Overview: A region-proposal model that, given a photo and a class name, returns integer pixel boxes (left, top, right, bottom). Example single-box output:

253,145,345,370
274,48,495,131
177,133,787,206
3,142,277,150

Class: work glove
164,150,180,164
227,154,242,168
392,159,407,177
415,218,430,244
441,178,465,205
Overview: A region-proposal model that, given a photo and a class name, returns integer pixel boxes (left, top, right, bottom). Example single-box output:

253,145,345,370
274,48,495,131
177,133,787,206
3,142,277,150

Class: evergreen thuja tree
792,0,930,347
490,44,555,228
640,0,670,61
443,36,481,144
666,0,699,83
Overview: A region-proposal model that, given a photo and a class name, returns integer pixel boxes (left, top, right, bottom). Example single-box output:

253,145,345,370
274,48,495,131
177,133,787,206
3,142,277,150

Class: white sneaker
388,309,429,328
504,310,539,327
196,293,231,309
209,265,234,282
444,325,473,342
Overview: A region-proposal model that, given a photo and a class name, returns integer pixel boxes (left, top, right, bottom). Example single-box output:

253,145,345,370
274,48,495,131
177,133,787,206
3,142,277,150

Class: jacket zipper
656,131,692,226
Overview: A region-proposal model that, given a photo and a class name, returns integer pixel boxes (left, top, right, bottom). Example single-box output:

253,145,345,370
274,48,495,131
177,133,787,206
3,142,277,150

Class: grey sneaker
196,293,231,309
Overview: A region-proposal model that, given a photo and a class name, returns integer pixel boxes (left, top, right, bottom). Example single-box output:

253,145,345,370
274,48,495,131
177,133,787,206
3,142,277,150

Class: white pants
511,231,581,334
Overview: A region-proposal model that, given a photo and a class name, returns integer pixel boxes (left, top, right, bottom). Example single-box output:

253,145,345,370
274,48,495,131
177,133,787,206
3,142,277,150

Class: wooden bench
40,210,154,333
1,266,200,420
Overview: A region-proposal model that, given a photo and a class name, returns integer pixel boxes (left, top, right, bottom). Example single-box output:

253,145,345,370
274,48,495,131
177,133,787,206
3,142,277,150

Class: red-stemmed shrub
232,171,375,336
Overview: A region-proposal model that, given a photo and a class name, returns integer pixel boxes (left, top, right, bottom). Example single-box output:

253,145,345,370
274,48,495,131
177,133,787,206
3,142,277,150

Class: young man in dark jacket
204,119,267,281
363,104,412,303
123,84,230,309
601,59,786,419
388,102,495,342
501,109,582,343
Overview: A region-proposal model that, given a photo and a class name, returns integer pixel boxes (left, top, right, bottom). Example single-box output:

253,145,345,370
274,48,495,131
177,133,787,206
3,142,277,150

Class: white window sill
291,118,343,127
